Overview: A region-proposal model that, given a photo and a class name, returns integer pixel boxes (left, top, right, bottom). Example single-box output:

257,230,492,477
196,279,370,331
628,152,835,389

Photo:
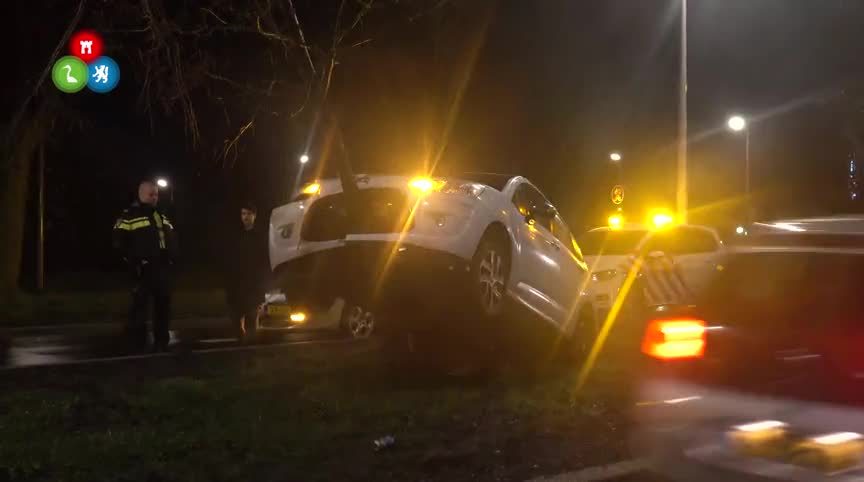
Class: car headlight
591,269,618,282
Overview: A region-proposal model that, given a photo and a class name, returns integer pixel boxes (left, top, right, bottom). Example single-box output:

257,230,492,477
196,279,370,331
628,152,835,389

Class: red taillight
641,318,706,360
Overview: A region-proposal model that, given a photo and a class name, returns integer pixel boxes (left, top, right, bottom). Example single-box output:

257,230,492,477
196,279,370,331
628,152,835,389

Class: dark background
9,0,864,287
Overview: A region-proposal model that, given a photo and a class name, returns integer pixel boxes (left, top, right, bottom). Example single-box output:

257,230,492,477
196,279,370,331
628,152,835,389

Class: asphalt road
1,317,348,368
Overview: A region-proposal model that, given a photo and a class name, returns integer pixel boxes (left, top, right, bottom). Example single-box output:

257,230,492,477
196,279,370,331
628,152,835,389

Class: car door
667,226,723,296
550,215,589,323
509,182,565,323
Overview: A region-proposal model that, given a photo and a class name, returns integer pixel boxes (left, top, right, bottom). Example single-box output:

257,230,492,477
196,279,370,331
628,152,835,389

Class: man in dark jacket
225,202,270,340
113,179,179,351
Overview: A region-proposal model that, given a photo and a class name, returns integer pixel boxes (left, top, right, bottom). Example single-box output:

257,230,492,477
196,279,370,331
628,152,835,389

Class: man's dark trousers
128,260,173,349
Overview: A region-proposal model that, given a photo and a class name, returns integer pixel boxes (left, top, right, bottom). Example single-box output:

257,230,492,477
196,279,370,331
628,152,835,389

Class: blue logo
86,56,120,93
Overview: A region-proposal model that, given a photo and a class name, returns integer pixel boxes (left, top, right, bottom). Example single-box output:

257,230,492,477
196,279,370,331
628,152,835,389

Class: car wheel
572,306,598,360
471,229,511,319
343,305,375,339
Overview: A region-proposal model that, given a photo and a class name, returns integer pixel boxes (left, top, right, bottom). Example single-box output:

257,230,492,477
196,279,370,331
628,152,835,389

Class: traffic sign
611,185,624,205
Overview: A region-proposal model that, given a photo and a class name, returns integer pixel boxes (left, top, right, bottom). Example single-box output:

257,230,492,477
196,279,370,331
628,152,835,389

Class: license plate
266,304,293,316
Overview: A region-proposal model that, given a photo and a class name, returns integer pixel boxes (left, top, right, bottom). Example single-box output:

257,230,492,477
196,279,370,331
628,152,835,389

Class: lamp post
609,151,623,184
156,177,173,204
677,0,688,224
726,115,750,196
727,115,752,222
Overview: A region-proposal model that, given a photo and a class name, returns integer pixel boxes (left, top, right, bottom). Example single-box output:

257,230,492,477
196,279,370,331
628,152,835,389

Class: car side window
511,183,553,231
552,216,583,261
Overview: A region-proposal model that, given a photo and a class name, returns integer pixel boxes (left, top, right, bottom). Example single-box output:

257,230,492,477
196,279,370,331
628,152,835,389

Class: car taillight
641,318,706,360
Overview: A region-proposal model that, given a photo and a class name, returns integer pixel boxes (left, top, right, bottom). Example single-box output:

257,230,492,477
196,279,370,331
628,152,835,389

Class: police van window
512,183,553,231
640,230,675,254
675,227,718,254
642,227,717,255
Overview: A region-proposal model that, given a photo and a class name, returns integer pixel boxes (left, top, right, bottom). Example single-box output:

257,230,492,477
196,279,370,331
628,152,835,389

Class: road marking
0,338,358,371
527,458,649,482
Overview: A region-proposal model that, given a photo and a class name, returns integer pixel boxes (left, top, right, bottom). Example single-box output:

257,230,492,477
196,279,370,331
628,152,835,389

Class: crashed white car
268,173,594,355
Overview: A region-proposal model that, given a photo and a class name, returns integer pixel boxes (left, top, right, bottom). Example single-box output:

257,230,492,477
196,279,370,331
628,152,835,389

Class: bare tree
1,0,458,301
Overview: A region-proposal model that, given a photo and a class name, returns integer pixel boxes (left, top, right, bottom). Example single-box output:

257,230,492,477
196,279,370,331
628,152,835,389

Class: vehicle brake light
641,318,706,360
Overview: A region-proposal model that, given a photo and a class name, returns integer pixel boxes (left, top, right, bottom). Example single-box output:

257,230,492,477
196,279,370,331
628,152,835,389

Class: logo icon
87,56,120,93
52,56,89,93
611,185,624,205
69,30,103,63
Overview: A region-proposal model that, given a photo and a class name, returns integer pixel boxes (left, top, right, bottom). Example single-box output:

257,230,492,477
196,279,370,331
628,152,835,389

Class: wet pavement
1,318,346,368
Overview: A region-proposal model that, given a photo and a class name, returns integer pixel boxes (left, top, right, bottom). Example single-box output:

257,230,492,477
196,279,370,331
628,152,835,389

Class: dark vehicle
633,216,864,481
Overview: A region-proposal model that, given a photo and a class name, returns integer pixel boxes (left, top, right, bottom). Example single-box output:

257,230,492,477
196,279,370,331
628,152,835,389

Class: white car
268,173,593,357
633,216,864,480
578,224,724,324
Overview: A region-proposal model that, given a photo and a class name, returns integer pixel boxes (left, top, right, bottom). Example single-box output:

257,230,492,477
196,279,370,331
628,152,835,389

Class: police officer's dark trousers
128,260,173,349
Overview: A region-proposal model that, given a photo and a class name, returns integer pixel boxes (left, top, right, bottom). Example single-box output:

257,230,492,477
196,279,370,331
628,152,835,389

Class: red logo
69,30,104,63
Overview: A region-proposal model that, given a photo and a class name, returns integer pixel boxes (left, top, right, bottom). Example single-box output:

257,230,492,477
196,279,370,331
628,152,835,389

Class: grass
0,289,225,326
0,343,638,482
2,270,228,326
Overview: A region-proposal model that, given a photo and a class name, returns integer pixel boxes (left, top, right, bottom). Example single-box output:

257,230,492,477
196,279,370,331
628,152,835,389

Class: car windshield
702,252,864,329
578,230,647,256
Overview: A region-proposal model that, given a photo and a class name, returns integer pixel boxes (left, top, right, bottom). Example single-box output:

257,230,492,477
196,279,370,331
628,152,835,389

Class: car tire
341,304,376,339
571,305,598,360
470,228,512,320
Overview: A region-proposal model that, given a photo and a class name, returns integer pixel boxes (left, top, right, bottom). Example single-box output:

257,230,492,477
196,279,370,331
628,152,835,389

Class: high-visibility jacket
112,203,179,263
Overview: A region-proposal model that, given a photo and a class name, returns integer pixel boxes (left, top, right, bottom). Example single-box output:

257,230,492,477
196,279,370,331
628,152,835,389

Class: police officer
113,179,179,351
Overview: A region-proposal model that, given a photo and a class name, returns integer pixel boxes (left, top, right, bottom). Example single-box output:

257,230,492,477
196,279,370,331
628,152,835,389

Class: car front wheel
471,230,511,319
342,305,376,339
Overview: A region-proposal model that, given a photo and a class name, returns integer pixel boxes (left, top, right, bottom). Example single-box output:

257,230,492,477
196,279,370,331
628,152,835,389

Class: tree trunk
0,114,44,303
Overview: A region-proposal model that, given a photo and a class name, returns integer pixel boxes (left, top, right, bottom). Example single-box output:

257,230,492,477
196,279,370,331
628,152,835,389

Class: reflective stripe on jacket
113,203,179,261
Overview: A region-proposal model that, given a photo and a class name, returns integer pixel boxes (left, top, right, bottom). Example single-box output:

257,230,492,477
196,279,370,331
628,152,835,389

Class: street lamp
609,152,622,162
677,0,688,224
727,115,746,132
155,177,174,204
727,115,751,212
299,154,310,164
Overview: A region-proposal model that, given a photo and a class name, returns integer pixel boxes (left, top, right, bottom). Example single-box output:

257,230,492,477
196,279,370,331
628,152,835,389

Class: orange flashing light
642,318,706,360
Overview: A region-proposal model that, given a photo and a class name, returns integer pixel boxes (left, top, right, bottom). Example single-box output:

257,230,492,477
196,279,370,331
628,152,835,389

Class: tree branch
200,7,227,25
287,0,317,76
4,0,87,147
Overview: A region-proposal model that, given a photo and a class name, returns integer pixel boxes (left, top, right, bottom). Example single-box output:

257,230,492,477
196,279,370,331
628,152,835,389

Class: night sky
8,0,864,283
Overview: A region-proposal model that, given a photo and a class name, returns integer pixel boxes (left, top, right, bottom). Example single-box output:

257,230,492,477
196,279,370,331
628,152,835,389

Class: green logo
52,56,89,93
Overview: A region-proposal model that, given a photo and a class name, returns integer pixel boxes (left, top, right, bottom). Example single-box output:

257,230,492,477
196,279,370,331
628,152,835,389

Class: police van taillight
641,318,706,360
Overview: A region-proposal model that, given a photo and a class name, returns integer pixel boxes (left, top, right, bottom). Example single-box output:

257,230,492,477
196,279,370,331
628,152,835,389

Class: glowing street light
299,154,310,164
609,152,622,162
727,115,747,132
156,178,169,188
